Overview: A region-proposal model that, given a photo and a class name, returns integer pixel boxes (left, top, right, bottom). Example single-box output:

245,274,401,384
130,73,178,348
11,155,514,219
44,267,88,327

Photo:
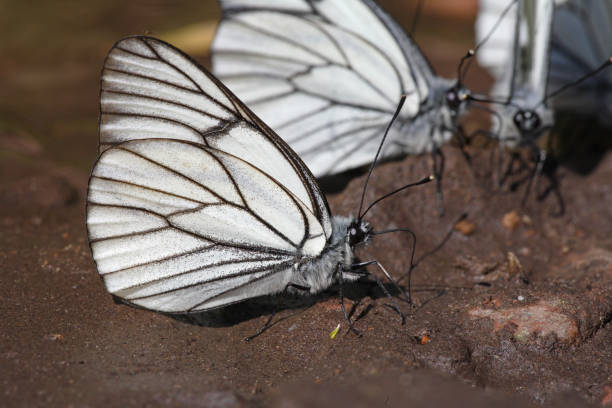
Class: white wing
477,0,553,101
549,0,612,125
88,36,333,312
476,0,555,145
212,0,452,177
100,36,331,236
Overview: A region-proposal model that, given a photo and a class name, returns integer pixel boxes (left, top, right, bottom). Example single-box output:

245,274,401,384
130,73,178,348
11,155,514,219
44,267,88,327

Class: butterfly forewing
476,0,554,102
89,36,334,313
212,0,436,177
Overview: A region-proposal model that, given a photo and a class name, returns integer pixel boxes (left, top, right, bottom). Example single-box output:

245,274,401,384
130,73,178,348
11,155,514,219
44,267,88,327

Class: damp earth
1,1,610,407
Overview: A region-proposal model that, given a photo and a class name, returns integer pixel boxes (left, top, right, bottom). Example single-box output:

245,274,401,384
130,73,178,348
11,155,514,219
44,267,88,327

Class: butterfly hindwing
89,36,335,312
212,0,441,176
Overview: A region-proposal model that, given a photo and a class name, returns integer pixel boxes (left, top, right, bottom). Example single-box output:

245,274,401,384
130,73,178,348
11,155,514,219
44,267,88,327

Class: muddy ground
1,1,611,407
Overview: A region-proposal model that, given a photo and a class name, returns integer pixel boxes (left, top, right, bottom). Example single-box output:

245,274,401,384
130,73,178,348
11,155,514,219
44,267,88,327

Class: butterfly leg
454,125,473,167
351,260,406,324
431,147,445,216
336,263,362,337
497,142,505,188
521,145,545,207
244,283,310,342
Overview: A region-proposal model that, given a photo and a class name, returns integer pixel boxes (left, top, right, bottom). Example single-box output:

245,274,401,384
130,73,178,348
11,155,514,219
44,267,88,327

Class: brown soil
1,1,610,407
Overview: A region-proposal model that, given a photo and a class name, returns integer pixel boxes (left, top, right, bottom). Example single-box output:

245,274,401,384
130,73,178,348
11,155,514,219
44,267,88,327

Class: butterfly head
513,109,541,135
347,219,372,248
445,85,470,115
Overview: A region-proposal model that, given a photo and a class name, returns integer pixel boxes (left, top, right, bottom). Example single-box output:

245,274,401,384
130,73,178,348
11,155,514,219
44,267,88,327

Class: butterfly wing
549,0,612,125
211,0,442,177
477,0,554,101
476,0,554,145
89,36,332,312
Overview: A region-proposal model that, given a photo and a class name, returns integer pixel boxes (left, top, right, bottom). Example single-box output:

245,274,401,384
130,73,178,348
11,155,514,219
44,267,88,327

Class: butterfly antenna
537,57,612,109
474,0,518,53
357,95,407,219
461,0,518,82
467,93,521,109
410,0,425,36
457,49,475,86
360,176,434,220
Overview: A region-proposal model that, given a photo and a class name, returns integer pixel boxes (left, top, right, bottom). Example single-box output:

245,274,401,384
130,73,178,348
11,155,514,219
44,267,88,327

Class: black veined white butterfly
475,0,555,149
476,0,612,149
211,0,472,212
475,0,612,209
87,36,431,336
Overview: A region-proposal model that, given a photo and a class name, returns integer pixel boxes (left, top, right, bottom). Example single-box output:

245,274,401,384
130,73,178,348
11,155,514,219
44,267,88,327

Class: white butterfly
476,0,612,148
211,0,471,197
475,0,555,149
87,36,428,330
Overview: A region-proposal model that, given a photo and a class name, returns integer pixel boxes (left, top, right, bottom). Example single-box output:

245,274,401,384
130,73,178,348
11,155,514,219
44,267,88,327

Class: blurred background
0,0,481,185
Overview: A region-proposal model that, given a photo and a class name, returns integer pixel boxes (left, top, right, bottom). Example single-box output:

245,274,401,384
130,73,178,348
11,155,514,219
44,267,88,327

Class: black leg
431,147,445,216
521,145,544,207
497,142,505,188
351,260,406,324
244,283,310,342
336,263,362,337
454,125,473,167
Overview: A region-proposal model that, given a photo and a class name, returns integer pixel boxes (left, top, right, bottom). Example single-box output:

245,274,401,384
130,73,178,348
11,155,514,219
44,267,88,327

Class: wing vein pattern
212,0,448,177
89,36,334,313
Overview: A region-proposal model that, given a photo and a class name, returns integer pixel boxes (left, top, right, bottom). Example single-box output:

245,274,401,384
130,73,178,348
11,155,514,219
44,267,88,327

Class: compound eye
349,228,357,236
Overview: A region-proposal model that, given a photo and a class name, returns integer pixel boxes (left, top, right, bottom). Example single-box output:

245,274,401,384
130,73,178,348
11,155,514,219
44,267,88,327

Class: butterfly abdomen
293,216,357,294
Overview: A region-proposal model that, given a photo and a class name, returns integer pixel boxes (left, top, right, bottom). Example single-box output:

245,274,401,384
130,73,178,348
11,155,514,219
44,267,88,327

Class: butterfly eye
349,228,357,236
445,89,463,110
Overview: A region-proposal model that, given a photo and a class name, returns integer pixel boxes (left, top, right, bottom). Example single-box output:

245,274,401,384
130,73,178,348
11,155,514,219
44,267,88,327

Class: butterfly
476,0,612,148
87,36,431,336
475,0,612,209
475,0,555,150
211,0,473,212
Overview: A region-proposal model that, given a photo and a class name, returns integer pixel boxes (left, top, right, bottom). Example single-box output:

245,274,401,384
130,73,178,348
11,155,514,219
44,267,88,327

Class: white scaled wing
476,0,555,146
212,0,444,177
549,0,612,126
88,36,333,313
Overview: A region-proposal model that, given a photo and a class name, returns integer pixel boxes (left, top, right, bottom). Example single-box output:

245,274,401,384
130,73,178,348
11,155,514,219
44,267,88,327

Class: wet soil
1,1,611,407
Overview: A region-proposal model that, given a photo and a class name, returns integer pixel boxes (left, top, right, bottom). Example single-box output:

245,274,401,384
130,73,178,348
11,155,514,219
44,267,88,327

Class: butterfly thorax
292,216,369,294
496,91,554,148
393,77,466,155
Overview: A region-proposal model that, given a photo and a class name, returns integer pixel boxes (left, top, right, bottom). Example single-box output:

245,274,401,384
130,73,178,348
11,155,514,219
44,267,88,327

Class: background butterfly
475,0,555,149
88,36,425,324
476,0,612,146
211,0,471,211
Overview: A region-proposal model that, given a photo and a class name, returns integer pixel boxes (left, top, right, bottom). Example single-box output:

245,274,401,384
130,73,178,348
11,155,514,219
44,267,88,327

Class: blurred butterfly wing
89,36,332,312
475,0,520,86
549,0,612,124
212,0,436,177
476,0,554,103
99,36,332,237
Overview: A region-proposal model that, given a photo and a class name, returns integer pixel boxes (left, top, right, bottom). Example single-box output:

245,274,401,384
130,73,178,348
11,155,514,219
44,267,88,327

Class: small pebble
502,210,521,231
507,252,523,275
454,219,476,236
